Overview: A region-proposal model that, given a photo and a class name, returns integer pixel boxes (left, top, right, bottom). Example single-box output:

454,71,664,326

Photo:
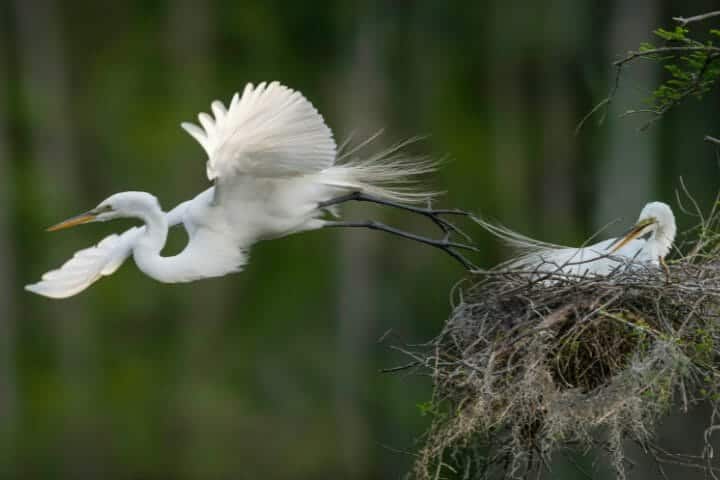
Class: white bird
26,81,475,299
476,201,676,278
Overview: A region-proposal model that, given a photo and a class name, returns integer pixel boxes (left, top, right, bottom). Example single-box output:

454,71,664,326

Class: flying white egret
26,81,476,299
476,201,676,278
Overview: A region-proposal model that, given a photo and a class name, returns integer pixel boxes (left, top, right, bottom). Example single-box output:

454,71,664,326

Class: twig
575,97,610,135
614,46,720,67
705,135,720,146
379,362,419,374
578,43,720,133
673,11,720,27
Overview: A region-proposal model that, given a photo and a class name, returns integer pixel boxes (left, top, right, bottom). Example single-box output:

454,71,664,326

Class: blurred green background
3,0,720,479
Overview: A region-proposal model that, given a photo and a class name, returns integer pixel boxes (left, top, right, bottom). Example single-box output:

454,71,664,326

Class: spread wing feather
25,227,143,299
181,81,337,180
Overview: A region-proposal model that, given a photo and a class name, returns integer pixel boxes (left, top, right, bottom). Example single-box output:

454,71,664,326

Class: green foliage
417,400,435,416
634,24,720,116
653,26,689,42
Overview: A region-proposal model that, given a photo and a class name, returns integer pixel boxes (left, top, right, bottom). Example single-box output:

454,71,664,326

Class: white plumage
26,81,439,299
30,227,143,299
181,82,337,180
477,202,676,278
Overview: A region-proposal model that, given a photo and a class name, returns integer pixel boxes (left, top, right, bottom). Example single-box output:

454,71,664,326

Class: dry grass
407,195,720,479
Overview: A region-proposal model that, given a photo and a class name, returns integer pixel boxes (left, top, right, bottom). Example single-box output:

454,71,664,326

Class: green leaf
654,26,688,41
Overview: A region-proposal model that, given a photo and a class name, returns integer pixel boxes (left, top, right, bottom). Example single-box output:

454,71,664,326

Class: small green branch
578,18,720,134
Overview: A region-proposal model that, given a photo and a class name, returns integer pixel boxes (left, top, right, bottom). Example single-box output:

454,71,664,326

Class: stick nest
410,212,720,479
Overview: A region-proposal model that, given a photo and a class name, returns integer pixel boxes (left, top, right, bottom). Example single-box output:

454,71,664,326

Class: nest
408,209,720,479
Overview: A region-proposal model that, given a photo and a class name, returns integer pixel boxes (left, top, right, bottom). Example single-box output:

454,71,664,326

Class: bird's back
476,217,658,278
506,238,652,277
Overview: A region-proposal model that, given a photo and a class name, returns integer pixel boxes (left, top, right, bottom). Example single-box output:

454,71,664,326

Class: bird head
608,201,676,257
46,192,161,231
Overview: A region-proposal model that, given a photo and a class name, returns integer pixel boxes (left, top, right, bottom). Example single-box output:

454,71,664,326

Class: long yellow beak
607,218,655,254
46,212,97,232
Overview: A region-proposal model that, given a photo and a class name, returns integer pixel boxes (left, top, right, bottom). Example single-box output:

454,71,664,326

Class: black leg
324,220,478,270
318,191,474,242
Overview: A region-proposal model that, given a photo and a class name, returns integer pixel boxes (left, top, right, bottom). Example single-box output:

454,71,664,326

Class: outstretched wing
26,201,191,299
25,227,143,299
181,81,337,180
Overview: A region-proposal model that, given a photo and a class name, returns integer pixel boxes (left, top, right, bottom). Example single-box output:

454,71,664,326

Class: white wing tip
26,229,138,300
25,282,66,299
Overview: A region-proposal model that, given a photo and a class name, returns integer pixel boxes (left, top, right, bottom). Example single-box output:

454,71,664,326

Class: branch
574,97,610,135
577,45,720,133
614,46,720,67
705,135,720,146
673,11,720,27
610,46,720,130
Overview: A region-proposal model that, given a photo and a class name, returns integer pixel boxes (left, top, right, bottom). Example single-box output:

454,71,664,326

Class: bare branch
705,135,720,146
673,11,720,27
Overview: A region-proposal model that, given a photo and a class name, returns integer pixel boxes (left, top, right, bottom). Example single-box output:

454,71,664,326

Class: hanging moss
408,203,720,479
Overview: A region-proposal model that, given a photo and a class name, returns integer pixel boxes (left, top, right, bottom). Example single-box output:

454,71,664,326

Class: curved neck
131,204,174,282
139,208,168,251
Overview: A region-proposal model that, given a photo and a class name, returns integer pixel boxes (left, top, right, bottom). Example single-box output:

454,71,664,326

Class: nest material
411,255,720,479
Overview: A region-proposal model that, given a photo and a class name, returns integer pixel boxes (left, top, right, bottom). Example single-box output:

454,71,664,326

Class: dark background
2,1,720,478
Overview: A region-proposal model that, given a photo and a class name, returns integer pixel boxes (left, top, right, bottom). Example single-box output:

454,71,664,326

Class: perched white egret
27,81,476,299
476,201,676,278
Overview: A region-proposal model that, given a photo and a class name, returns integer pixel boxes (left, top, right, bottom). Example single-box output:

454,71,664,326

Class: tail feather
472,215,565,253
471,215,572,270
322,136,441,204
